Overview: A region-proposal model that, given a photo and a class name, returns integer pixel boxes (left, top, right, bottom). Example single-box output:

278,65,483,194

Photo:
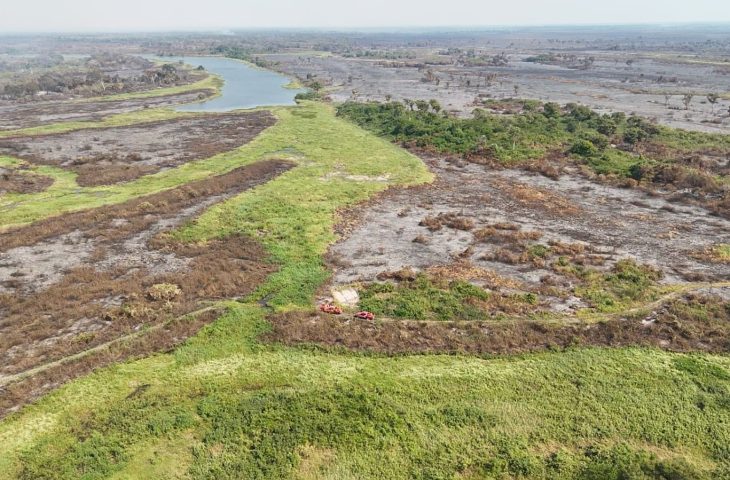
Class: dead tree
682,94,694,110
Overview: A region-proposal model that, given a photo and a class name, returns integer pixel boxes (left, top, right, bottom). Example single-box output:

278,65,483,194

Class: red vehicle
319,303,343,315
354,311,375,320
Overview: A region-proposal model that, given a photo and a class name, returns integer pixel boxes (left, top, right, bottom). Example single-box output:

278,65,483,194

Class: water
151,56,305,112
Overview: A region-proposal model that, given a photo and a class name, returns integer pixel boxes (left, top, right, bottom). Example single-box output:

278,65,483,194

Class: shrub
146,283,182,301
542,102,562,118
570,139,598,157
295,91,320,101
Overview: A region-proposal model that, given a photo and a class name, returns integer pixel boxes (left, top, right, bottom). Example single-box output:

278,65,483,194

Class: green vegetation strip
1,102,729,479
337,100,730,179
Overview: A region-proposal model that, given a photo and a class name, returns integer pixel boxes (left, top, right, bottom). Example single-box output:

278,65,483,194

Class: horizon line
1,21,730,36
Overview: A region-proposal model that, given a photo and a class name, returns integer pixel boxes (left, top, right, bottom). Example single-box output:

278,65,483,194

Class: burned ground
329,157,729,298
268,291,730,355
0,308,220,418
264,38,730,134
286,149,730,354
0,159,294,415
0,89,214,131
0,53,206,102
0,167,53,194
0,110,276,186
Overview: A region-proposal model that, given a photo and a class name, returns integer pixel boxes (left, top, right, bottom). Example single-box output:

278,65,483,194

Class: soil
327,156,730,313
0,111,276,186
0,159,294,413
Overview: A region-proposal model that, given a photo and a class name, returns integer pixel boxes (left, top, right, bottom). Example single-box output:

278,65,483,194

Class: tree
472,108,487,119
542,102,561,118
415,100,430,112
682,94,694,110
161,63,177,75
707,93,719,114
429,99,442,113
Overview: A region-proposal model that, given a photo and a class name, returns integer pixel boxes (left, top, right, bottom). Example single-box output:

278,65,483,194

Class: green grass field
0,101,728,479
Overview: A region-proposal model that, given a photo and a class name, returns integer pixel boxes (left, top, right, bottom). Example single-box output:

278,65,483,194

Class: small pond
152,56,305,112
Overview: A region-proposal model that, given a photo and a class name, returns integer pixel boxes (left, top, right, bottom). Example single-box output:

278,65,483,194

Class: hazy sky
2,0,729,32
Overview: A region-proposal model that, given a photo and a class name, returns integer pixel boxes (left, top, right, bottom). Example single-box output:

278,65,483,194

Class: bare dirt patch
0,159,293,414
0,110,276,186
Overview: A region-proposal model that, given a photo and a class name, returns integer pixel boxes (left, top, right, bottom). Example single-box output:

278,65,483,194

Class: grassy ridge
0,102,729,479
0,106,319,229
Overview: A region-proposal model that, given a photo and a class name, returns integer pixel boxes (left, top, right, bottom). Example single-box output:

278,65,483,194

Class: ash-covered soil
0,111,276,186
265,51,730,133
329,156,730,312
0,159,293,411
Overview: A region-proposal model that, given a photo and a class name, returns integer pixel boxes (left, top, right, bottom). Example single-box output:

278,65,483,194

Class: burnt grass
0,159,294,416
0,89,215,131
267,292,730,355
0,110,276,186
0,168,53,194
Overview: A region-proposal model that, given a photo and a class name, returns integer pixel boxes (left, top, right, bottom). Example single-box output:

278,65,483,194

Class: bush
146,283,182,301
570,139,599,157
542,102,562,118
295,91,320,101
566,103,597,122
595,115,618,136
